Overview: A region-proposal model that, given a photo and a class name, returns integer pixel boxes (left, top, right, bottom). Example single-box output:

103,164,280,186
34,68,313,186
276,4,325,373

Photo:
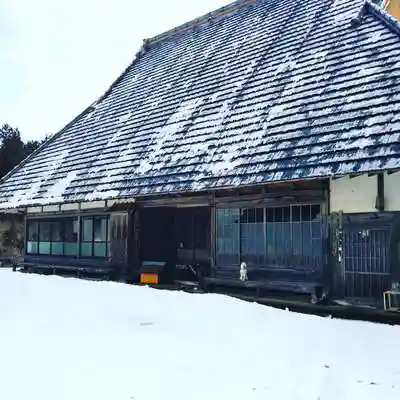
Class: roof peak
363,0,400,36
148,0,260,45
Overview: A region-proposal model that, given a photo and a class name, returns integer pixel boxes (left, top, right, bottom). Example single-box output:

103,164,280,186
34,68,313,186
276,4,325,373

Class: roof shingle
1,0,400,207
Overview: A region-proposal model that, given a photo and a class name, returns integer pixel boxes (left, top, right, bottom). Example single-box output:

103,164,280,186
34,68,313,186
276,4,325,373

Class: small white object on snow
240,262,248,281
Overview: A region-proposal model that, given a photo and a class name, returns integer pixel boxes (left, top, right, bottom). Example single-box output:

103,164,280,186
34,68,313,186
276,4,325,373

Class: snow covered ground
1,270,399,400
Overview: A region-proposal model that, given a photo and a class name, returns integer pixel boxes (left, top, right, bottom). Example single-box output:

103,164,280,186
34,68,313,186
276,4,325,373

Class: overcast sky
0,0,231,141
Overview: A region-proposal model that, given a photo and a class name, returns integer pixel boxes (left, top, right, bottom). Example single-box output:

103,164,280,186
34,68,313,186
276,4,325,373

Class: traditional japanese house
1,0,400,304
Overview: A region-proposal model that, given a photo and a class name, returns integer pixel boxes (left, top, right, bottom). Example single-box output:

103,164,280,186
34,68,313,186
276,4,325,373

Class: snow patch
135,98,204,174
45,171,78,201
333,10,354,25
365,32,383,44
1,149,71,207
210,91,224,102
203,44,215,58
135,159,152,175
358,66,382,76
131,74,140,83
275,59,297,75
365,116,379,127
313,50,329,62
85,190,120,202
245,59,257,75
266,104,286,122
118,112,132,123
107,129,124,146
207,151,239,175
353,138,373,150
183,80,192,90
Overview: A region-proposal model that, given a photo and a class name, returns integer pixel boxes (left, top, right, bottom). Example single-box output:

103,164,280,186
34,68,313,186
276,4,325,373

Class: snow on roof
0,0,400,207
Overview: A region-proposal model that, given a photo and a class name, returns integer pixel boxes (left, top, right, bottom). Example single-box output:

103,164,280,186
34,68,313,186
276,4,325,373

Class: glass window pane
216,209,240,265
93,217,107,242
301,205,311,221
274,207,283,222
292,220,302,257
39,242,51,255
39,222,51,241
283,207,291,222
266,224,275,263
51,221,62,241
80,243,93,257
311,205,321,220
27,241,38,254
291,206,301,222
266,208,274,222
94,243,107,258
64,242,77,256
255,208,264,223
27,221,39,241
240,208,265,266
82,218,93,242
241,208,255,223
265,203,323,269
64,219,78,242
51,242,63,255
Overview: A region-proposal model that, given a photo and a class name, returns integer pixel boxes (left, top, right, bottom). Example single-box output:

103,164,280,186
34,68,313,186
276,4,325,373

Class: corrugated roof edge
364,0,400,36
148,0,259,45
0,42,150,188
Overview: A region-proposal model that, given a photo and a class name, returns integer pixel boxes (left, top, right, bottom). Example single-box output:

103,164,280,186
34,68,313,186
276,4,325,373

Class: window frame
80,215,109,259
215,203,323,269
26,217,79,257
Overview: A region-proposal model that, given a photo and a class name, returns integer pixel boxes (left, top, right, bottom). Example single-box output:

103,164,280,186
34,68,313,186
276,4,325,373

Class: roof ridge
363,0,400,36
148,0,260,45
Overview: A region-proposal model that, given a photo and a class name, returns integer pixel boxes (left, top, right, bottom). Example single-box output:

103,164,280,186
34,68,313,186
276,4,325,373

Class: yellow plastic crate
140,273,159,285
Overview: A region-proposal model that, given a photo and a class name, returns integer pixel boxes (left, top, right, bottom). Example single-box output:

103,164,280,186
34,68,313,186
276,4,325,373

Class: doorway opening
138,206,211,284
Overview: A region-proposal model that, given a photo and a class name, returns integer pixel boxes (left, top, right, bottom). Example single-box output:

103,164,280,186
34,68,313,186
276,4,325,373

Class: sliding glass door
216,204,322,270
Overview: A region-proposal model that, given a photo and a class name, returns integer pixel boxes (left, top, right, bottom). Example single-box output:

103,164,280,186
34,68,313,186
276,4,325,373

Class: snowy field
1,270,399,400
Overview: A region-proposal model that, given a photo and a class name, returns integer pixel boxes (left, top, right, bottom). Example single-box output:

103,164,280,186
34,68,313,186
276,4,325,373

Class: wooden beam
349,173,363,179
375,173,385,212
210,195,216,278
331,175,346,180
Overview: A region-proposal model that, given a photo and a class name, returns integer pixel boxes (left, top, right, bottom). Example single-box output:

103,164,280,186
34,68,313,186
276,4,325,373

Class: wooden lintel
138,195,211,208
214,189,325,205
349,173,363,179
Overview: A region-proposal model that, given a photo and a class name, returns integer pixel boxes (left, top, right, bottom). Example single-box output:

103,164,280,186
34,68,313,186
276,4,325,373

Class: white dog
240,262,248,281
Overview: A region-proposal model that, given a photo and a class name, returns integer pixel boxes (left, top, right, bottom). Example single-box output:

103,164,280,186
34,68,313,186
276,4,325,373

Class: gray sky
1,0,231,141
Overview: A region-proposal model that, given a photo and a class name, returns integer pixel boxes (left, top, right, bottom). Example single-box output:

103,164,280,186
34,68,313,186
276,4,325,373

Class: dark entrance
138,206,211,284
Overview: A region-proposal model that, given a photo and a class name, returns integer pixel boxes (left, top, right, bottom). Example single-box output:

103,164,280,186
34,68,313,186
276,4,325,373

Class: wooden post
375,173,385,212
210,194,216,278
76,204,81,259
